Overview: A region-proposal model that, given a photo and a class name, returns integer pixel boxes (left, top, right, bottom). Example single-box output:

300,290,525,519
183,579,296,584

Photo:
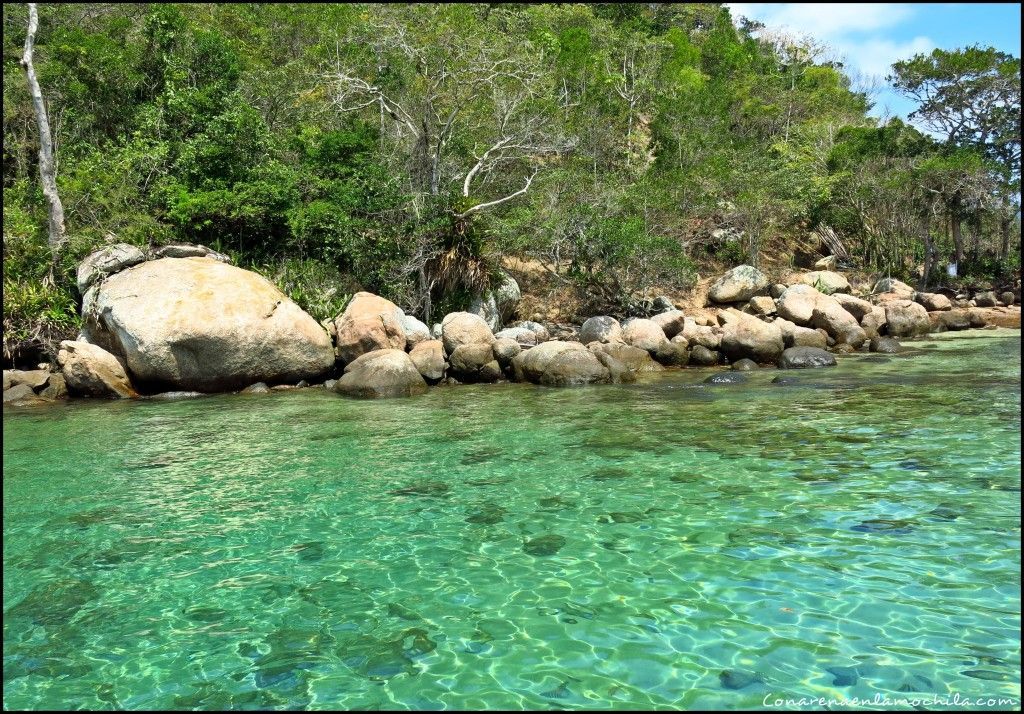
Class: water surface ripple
3,330,1020,709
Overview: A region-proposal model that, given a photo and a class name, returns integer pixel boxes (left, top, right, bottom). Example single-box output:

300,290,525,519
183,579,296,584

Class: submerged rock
523,534,567,556
704,372,748,385
869,336,901,354
777,346,837,369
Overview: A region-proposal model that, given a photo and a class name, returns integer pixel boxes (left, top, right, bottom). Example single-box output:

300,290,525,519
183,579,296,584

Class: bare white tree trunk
21,2,66,263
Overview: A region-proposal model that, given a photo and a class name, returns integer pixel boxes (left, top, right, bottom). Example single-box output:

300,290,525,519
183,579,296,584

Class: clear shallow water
3,330,1021,711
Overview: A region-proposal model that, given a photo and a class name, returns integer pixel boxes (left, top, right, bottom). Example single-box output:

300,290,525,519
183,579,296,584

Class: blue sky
726,3,1022,122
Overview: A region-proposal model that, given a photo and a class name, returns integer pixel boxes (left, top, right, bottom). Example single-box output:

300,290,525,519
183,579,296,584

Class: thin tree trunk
21,2,66,265
951,213,963,268
999,214,1011,262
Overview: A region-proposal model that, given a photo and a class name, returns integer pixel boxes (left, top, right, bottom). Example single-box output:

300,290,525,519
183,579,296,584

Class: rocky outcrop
77,244,147,294
491,338,522,369
883,300,931,337
778,346,837,369
441,312,495,355
82,257,334,391
334,292,406,365
335,349,427,398
719,311,784,364
57,340,137,398
409,340,446,382
708,265,769,304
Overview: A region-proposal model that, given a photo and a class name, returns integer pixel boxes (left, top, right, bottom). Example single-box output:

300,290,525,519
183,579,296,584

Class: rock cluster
5,258,1019,407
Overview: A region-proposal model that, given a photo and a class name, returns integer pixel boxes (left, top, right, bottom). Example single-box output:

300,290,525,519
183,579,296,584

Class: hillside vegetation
3,3,1020,364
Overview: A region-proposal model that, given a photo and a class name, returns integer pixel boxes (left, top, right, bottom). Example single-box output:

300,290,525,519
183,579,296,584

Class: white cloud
726,3,934,81
728,3,916,39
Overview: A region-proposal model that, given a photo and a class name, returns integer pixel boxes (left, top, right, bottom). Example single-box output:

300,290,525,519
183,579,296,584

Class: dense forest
3,3,1020,362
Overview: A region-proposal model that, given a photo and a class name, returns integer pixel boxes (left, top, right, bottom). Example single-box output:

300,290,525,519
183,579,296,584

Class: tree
20,2,66,267
891,46,1021,269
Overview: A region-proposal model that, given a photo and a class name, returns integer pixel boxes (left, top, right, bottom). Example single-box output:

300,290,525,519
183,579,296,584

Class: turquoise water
3,330,1021,710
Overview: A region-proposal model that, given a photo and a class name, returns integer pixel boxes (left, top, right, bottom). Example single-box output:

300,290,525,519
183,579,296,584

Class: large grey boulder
621,318,669,354
3,369,50,391
689,345,721,366
77,243,147,294
810,294,867,348
872,277,915,299
884,300,931,337
916,292,952,312
774,318,828,349
832,293,874,322
399,314,432,349
860,305,887,339
797,270,849,294
708,265,769,304
720,312,784,364
441,312,495,355
154,244,230,262
82,257,335,391
409,340,446,382
3,383,46,406
589,342,663,373
495,327,537,347
510,320,550,343
777,284,820,324
579,316,623,345
491,338,522,368
449,344,501,383
335,349,427,398
869,336,901,353
57,340,137,398
650,310,687,339
468,273,521,330
512,340,622,386
778,346,837,369
334,292,406,365
973,291,998,308
539,349,612,387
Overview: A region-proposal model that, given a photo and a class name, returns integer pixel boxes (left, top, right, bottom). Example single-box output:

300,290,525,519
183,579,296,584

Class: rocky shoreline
3,247,1021,407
